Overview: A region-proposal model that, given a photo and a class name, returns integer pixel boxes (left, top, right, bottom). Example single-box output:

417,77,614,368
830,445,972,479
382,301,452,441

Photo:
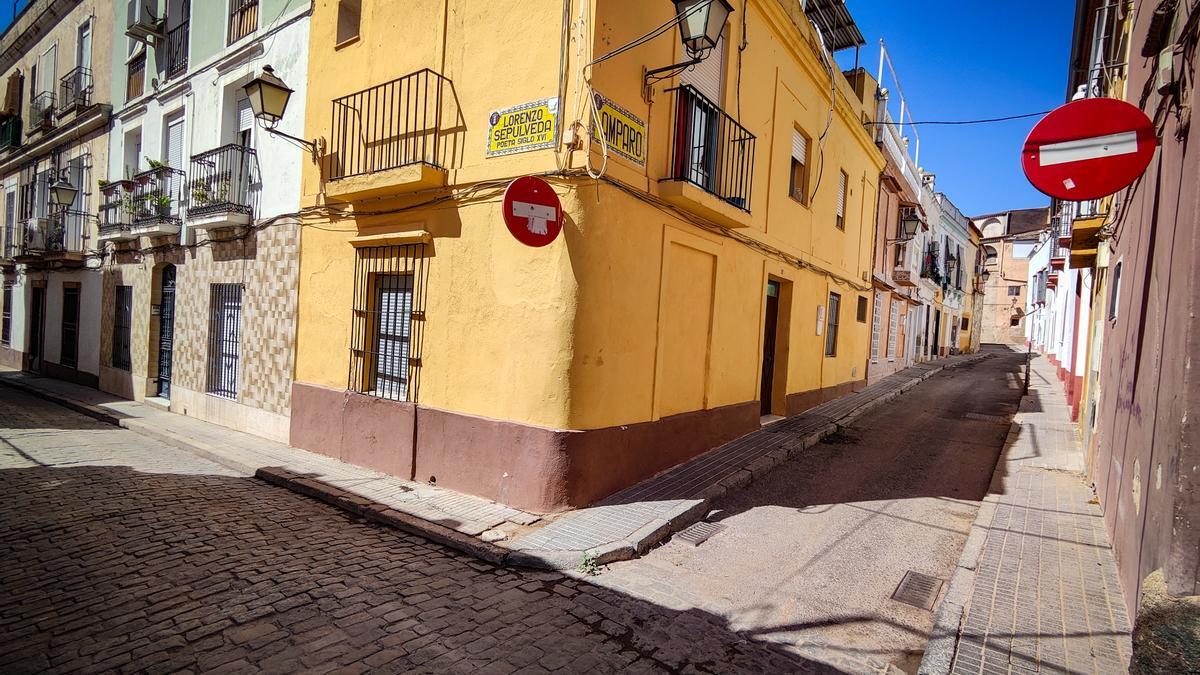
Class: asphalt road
0,385,833,674
596,350,1027,674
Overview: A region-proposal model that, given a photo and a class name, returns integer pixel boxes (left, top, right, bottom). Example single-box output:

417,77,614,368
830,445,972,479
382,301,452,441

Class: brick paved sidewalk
921,355,1131,675
1,353,990,572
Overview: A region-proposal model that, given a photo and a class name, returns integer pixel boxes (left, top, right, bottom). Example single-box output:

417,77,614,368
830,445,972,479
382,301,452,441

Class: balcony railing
131,166,185,226
27,91,54,133
164,21,189,77
47,210,88,253
666,85,756,212
188,144,258,217
59,67,92,113
0,116,21,151
330,69,450,181
99,180,136,236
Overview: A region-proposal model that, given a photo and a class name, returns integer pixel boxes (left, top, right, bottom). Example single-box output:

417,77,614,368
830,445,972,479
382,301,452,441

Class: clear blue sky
836,1,1073,217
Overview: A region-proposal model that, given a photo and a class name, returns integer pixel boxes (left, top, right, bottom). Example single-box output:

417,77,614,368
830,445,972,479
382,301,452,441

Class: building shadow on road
0,464,847,674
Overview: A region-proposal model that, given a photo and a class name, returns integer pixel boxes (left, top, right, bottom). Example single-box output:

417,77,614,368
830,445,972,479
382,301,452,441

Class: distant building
971,208,1050,345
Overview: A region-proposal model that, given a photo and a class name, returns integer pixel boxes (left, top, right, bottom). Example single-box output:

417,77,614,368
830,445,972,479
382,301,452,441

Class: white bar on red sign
1038,130,1138,167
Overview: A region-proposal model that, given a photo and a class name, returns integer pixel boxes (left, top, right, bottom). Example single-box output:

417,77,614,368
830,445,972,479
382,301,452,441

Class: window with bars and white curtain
870,291,883,363
835,170,847,230
206,284,242,399
887,299,901,359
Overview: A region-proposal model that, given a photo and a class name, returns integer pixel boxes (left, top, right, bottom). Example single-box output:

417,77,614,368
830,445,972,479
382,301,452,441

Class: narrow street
0,352,1028,674
595,349,1028,673
0,387,828,675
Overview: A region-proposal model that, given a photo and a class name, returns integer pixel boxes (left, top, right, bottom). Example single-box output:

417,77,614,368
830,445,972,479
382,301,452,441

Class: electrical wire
863,110,1053,126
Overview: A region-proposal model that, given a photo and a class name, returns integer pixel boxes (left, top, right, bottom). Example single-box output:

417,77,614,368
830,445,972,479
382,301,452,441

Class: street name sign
503,176,563,247
1021,97,1156,200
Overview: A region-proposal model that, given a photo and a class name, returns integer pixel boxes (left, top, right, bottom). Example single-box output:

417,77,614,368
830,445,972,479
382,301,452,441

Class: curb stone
0,376,123,426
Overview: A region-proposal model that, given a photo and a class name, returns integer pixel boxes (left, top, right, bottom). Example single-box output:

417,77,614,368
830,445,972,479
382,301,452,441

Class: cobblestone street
0,387,830,674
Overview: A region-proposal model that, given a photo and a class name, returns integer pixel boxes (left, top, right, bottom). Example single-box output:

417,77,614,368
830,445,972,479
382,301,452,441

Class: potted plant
191,184,210,205
152,193,173,217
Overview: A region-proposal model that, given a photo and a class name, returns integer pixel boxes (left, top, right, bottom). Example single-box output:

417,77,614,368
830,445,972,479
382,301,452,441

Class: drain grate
965,412,1009,423
891,570,944,610
675,521,726,547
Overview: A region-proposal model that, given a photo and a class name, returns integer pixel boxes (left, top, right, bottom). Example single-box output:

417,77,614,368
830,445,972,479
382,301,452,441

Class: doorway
156,265,176,398
761,280,780,416
932,309,942,357
28,286,44,371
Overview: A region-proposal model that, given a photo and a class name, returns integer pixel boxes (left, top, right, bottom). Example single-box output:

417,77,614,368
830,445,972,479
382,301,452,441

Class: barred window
349,244,428,402
112,285,132,370
61,286,80,369
206,284,242,400
1,284,11,345
228,0,259,45
825,292,841,357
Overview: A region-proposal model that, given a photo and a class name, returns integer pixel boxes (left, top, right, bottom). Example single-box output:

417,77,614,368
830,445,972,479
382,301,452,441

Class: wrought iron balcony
46,210,89,256
27,91,54,133
664,84,756,213
187,144,258,229
59,67,92,114
330,69,450,181
98,180,137,242
164,21,189,78
130,166,185,237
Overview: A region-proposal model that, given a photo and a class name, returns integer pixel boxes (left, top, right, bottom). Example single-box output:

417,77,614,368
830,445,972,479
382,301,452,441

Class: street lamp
48,171,78,211
242,65,324,162
645,0,734,83
887,209,922,244
674,0,733,55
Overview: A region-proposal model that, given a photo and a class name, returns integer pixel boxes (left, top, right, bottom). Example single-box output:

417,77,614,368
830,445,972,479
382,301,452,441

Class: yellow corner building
289,0,885,513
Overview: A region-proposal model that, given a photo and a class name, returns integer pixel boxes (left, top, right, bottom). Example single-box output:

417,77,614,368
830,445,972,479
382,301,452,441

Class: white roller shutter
887,299,900,358
791,129,807,165
836,171,847,217
681,28,726,103
236,96,253,145
374,274,414,401
165,116,185,169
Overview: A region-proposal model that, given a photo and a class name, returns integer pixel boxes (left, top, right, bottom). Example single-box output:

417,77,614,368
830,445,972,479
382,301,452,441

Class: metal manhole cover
891,570,944,610
965,412,1008,423
675,521,726,547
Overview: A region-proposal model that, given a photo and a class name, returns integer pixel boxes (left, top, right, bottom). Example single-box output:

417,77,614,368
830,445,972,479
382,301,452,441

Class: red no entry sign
502,176,563,247
1022,98,1156,200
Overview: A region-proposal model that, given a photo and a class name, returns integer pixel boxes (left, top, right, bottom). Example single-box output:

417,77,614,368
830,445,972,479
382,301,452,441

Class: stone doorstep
0,354,992,574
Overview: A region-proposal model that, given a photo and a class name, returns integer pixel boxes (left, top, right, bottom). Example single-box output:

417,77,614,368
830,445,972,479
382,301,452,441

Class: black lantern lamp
674,0,733,55
242,65,324,162
49,172,78,210
645,0,734,83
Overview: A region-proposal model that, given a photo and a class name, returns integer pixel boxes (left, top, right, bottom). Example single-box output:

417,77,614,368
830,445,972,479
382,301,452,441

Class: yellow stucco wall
295,0,883,431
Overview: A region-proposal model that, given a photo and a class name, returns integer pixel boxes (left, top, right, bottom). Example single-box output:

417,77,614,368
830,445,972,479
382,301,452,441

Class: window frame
788,126,810,205
1108,261,1121,321
112,285,132,371
1008,285,1021,297
835,170,848,230
336,0,362,47
205,283,243,400
348,244,428,403
1,284,11,346
227,0,260,46
60,285,80,369
825,292,841,357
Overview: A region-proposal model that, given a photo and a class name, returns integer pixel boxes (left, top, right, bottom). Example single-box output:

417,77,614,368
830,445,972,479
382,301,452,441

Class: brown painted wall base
785,379,867,417
290,381,761,514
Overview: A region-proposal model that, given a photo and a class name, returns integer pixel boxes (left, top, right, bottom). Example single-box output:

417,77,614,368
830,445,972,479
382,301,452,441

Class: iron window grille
112,285,132,370
61,286,80,369
330,69,450,180
665,84,755,212
206,283,242,400
1,285,10,345
825,292,841,357
127,52,146,101
59,67,92,113
3,190,16,258
348,244,429,403
228,0,259,44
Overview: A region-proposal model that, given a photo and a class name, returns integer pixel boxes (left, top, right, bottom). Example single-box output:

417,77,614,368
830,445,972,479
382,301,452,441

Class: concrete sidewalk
920,355,1131,675
1,352,991,570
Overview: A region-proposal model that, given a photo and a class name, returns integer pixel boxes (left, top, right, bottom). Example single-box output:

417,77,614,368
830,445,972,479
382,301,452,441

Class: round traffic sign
1021,97,1156,200
502,176,563,247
